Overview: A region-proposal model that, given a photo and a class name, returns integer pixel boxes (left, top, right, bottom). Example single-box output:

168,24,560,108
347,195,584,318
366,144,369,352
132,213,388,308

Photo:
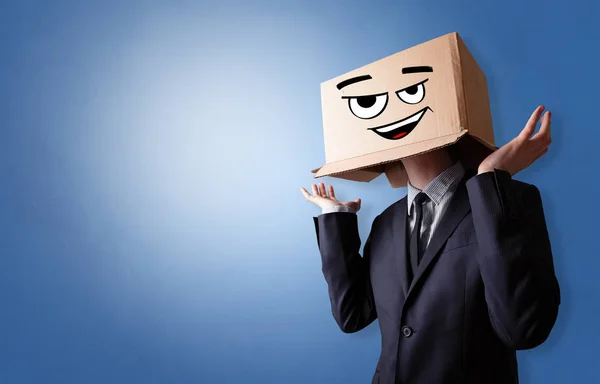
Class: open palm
479,105,552,175
300,183,361,212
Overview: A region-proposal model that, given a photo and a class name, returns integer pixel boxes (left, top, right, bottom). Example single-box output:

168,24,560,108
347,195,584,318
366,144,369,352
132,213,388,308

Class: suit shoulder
511,177,541,195
378,195,407,221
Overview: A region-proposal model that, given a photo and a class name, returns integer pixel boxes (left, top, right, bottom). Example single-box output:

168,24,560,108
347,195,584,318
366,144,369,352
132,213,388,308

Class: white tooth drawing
374,109,426,133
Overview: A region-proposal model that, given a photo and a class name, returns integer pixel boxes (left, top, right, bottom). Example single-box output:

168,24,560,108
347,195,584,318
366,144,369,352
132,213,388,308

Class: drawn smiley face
337,66,433,140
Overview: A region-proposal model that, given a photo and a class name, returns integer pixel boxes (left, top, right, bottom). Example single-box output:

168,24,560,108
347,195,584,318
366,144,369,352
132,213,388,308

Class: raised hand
300,183,361,212
478,105,552,175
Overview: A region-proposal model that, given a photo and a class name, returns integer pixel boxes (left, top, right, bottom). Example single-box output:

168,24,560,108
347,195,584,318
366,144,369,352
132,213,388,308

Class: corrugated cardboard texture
313,32,497,187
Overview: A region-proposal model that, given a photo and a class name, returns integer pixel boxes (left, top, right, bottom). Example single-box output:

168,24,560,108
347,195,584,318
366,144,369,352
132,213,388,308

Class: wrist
477,166,511,175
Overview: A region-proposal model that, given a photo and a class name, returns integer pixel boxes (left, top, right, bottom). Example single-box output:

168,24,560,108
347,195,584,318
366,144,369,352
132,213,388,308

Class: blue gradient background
1,0,598,383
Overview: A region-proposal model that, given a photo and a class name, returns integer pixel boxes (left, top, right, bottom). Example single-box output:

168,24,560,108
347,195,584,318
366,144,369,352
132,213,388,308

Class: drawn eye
396,80,427,104
347,93,388,119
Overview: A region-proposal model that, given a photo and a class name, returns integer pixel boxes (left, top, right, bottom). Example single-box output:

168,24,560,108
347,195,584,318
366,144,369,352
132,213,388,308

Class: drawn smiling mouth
368,107,432,140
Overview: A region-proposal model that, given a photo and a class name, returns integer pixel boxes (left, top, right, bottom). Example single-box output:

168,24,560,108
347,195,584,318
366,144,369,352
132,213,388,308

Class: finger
543,110,551,140
519,105,545,142
342,198,361,211
311,184,319,197
532,110,551,144
319,182,327,197
300,187,313,200
328,185,336,199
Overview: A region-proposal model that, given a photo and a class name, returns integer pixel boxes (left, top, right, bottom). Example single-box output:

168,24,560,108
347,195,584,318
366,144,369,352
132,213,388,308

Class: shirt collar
407,161,465,215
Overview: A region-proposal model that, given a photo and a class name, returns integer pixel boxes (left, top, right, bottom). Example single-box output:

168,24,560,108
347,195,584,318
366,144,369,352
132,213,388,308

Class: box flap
384,161,408,188
314,130,468,179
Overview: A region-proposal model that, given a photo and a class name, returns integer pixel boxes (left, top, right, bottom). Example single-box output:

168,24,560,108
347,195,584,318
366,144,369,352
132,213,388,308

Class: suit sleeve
313,212,378,333
466,169,561,350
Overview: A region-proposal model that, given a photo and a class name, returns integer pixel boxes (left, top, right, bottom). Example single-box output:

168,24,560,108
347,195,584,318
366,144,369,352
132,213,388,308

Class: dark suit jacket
313,169,560,384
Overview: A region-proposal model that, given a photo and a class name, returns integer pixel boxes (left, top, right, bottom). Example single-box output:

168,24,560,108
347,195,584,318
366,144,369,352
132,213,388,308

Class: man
301,106,560,383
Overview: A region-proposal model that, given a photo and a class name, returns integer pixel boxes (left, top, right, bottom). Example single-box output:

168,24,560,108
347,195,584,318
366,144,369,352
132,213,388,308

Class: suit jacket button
401,326,413,338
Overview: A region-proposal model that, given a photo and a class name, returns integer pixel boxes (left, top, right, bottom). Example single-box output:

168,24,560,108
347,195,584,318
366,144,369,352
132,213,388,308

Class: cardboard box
312,32,498,187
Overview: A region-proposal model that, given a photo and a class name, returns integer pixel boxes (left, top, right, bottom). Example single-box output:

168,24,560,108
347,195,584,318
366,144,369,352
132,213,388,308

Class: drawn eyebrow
336,75,372,90
402,66,433,74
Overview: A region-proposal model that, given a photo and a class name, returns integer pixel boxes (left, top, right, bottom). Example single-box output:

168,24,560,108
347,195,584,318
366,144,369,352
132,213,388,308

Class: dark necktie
409,192,430,281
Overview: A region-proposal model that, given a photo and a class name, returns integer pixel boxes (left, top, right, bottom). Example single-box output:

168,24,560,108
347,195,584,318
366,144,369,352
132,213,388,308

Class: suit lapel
391,198,410,298
406,172,473,298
